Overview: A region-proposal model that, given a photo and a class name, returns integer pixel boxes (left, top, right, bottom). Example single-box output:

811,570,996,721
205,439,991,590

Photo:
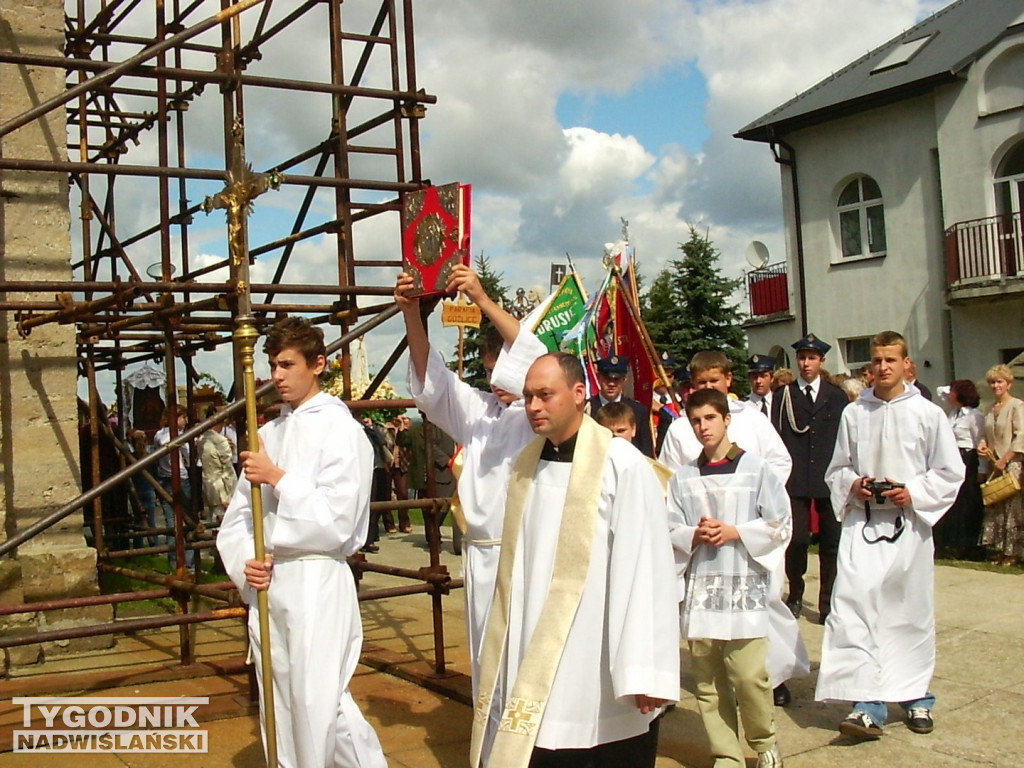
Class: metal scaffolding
0,0,459,675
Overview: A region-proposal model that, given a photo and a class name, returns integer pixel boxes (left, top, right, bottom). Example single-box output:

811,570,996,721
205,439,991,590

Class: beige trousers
689,637,776,768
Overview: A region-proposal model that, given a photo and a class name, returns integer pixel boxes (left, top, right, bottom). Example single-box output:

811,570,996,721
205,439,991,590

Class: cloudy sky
75,0,949,403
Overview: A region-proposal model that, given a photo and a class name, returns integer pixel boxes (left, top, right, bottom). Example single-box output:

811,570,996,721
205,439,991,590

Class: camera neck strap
862,501,905,544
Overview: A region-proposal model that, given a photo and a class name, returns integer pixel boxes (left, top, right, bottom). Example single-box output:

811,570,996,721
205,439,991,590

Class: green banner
533,274,587,352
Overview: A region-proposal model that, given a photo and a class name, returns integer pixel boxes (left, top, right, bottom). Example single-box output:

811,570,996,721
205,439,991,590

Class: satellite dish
745,241,770,270
145,263,177,280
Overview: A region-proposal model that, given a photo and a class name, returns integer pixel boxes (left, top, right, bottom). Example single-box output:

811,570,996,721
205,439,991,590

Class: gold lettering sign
441,298,482,328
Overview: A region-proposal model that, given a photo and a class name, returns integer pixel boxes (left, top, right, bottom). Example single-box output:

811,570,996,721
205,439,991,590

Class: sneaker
906,707,934,734
839,711,883,740
755,744,783,768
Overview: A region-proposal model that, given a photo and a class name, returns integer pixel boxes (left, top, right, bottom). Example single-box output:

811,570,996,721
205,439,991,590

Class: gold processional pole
203,118,282,768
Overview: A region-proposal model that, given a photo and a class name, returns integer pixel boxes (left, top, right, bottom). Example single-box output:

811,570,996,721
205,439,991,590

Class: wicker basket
981,470,1021,507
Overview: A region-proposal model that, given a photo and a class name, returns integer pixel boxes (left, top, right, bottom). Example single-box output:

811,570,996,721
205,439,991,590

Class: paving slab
0,533,1019,768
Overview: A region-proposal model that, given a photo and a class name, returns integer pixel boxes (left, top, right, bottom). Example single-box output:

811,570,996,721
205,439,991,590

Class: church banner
531,272,588,352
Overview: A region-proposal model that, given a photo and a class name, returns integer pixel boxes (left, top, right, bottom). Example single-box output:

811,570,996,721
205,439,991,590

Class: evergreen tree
644,226,750,394
449,253,510,390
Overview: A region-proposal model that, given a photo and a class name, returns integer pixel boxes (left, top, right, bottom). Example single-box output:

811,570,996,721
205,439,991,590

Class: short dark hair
263,316,326,365
594,401,635,427
537,352,585,387
871,330,908,358
690,350,732,377
950,379,980,408
685,387,729,418
479,324,504,363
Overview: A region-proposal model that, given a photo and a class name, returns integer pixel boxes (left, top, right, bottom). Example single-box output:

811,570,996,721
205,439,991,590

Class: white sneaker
756,744,783,768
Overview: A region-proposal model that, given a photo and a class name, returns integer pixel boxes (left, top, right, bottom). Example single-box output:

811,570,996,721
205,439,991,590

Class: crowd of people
108,403,237,569
197,263,1021,768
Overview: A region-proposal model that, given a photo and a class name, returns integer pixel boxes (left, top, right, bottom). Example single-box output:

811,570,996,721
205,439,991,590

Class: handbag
981,468,1021,506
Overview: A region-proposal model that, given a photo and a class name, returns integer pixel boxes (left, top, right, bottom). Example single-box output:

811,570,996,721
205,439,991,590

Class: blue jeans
132,475,158,549
853,692,935,725
158,476,194,569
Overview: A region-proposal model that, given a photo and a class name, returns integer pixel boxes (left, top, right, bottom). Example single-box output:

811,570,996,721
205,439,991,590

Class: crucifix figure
202,119,282,297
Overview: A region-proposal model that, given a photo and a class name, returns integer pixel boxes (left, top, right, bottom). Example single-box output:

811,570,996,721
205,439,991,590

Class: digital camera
863,480,904,505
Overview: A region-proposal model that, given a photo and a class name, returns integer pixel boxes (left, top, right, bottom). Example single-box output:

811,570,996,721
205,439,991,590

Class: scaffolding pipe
0,607,246,650
0,0,268,139
95,562,237,602
0,279,398,296
0,51,438,104
0,588,173,616
0,156,423,191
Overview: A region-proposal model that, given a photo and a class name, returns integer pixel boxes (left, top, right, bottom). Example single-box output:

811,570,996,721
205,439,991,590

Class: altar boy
217,317,386,768
668,388,790,768
817,330,962,741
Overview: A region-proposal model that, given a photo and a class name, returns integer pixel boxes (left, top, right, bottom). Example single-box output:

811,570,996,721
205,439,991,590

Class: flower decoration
321,353,404,423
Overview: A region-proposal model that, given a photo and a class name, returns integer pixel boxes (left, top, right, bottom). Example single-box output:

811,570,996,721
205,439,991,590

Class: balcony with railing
744,262,791,324
945,213,1024,300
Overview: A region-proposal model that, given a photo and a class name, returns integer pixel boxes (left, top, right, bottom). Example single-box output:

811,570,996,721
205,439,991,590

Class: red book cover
401,182,472,299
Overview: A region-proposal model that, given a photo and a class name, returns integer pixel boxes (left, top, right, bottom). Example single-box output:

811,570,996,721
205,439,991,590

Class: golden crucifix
203,117,282,768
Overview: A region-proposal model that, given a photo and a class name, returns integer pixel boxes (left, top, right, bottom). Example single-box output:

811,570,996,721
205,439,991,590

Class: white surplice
216,392,385,768
659,399,809,685
408,332,546,696
668,451,791,640
486,439,680,754
816,385,964,704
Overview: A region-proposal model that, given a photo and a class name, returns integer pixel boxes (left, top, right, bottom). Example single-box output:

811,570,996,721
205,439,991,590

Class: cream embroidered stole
647,457,674,496
469,415,612,768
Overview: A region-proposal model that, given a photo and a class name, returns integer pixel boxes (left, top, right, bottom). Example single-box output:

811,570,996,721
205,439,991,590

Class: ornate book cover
401,182,472,299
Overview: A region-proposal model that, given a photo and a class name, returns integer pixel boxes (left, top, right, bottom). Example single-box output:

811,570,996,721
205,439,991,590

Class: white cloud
559,128,655,197
72,0,951,404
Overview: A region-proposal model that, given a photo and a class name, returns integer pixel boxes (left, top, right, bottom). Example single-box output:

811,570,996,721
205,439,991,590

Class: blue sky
556,63,711,162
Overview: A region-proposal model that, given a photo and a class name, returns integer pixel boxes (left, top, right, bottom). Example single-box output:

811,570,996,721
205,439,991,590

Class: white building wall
936,37,1024,225
951,302,1024,384
935,35,1024,379
744,160,799,367
746,30,1024,390
749,96,949,389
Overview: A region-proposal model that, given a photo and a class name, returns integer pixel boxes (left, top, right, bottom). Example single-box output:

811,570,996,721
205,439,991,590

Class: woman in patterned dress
978,364,1024,566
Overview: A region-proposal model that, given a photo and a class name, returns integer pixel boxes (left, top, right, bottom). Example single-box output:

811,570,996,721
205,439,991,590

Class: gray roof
736,0,1024,143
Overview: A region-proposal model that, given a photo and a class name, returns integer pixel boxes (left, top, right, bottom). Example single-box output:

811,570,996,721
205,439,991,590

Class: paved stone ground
0,528,1020,767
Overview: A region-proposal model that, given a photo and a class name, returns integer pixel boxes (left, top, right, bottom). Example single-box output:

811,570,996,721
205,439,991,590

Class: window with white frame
843,336,873,369
837,176,887,259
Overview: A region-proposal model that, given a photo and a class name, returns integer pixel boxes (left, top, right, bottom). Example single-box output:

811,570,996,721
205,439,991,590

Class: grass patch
934,557,1023,574
806,543,1022,574
98,553,227,617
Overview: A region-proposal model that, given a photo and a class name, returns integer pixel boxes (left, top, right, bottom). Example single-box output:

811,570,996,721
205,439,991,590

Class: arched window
994,139,1024,216
837,176,886,259
982,46,1024,115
